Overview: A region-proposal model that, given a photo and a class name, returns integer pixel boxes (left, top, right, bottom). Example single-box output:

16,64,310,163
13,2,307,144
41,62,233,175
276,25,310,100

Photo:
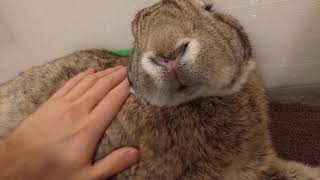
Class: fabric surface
270,103,320,167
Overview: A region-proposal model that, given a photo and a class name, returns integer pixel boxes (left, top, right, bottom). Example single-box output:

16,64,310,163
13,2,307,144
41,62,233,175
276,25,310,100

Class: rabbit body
0,0,319,179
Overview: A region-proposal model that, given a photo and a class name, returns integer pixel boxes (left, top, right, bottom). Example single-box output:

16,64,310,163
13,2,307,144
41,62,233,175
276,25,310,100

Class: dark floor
270,103,320,167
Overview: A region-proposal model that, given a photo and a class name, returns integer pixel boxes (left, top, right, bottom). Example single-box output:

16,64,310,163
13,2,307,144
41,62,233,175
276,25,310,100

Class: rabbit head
128,0,256,107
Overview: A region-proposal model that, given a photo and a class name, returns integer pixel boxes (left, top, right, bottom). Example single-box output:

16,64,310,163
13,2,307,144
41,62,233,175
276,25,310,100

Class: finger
91,147,139,179
77,67,127,111
87,79,129,140
64,66,123,101
51,69,95,99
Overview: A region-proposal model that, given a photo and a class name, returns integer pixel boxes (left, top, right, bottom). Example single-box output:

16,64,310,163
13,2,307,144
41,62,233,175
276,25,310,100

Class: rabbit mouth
168,72,200,95
176,84,197,95
169,70,196,93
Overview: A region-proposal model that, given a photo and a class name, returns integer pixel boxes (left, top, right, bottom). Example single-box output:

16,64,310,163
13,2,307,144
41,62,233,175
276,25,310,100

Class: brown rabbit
0,0,319,179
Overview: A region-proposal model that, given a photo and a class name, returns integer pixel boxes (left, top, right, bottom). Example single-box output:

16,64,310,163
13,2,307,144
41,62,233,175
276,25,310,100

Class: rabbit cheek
141,54,165,82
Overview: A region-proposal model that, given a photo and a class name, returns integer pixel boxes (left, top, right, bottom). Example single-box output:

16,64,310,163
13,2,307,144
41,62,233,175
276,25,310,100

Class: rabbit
0,0,319,179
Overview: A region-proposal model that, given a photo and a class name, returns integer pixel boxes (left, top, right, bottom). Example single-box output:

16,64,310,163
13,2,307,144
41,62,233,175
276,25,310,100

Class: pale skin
0,66,139,180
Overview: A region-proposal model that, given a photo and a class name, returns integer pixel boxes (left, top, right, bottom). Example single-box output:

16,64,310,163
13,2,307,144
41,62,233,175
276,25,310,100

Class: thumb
91,147,139,179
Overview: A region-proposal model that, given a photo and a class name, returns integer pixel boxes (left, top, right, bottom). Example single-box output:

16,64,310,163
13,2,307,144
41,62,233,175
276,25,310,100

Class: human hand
0,66,139,180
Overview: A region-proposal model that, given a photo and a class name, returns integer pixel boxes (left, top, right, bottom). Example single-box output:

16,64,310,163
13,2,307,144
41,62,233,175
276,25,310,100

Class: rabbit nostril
164,56,176,63
162,57,178,70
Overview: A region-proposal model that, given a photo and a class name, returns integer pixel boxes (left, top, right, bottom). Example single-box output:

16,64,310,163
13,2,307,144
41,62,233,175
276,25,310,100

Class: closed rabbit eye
204,4,214,11
150,57,164,67
181,42,190,54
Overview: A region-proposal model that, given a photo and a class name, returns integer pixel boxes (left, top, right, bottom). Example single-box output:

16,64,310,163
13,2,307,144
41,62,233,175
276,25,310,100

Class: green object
111,49,133,57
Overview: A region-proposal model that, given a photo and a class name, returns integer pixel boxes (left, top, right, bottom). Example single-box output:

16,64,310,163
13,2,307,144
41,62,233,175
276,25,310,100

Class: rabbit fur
0,0,319,179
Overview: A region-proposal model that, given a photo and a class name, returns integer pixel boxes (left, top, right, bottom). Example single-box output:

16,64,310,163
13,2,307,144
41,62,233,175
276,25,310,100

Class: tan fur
0,50,127,137
129,0,256,107
0,0,319,179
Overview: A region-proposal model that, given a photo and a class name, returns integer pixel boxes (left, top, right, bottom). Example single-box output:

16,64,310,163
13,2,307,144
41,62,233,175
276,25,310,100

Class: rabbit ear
214,12,253,61
131,3,160,39
162,0,174,3
193,0,214,9
162,0,214,11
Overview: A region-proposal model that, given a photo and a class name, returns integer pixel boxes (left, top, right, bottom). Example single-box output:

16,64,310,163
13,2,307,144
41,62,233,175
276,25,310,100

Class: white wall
0,0,319,88
215,0,320,88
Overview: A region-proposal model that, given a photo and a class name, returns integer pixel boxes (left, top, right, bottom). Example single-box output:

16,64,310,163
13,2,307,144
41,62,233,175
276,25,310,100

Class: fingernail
125,149,139,163
117,79,130,91
112,66,124,71
123,78,130,87
101,66,122,73
118,66,127,70
125,78,129,83
86,69,96,74
115,65,124,69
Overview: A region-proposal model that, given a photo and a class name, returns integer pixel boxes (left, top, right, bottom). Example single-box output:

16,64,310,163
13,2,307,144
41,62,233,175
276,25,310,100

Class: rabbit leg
260,159,320,180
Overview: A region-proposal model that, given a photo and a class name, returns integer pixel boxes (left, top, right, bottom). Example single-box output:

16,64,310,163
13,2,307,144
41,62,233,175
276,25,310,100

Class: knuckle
62,101,89,120
79,123,93,134
100,76,114,85
62,105,87,121
63,110,76,121
75,71,85,78
60,96,73,104
85,74,98,83
44,145,79,167
63,102,80,114
53,99,71,111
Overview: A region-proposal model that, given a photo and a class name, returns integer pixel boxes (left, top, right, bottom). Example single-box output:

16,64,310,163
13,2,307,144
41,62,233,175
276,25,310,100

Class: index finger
86,79,130,141
51,69,95,99
76,68,127,112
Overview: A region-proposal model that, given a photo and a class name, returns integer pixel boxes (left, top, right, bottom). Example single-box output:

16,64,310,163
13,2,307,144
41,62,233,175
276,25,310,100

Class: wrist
0,140,6,161
0,139,4,151
1,137,59,180
0,138,29,179
0,139,10,160
0,139,15,179
0,137,16,160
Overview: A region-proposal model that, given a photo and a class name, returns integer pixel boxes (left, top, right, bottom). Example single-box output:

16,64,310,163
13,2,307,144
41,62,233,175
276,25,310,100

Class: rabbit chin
129,85,206,107
131,85,219,107
130,60,256,107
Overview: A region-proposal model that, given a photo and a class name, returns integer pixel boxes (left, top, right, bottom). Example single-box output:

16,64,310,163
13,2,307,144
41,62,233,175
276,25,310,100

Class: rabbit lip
177,84,189,91
176,83,197,95
170,71,192,92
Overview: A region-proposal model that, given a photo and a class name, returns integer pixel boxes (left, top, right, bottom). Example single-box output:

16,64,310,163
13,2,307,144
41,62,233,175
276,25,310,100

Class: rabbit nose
151,56,178,71
161,57,178,70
